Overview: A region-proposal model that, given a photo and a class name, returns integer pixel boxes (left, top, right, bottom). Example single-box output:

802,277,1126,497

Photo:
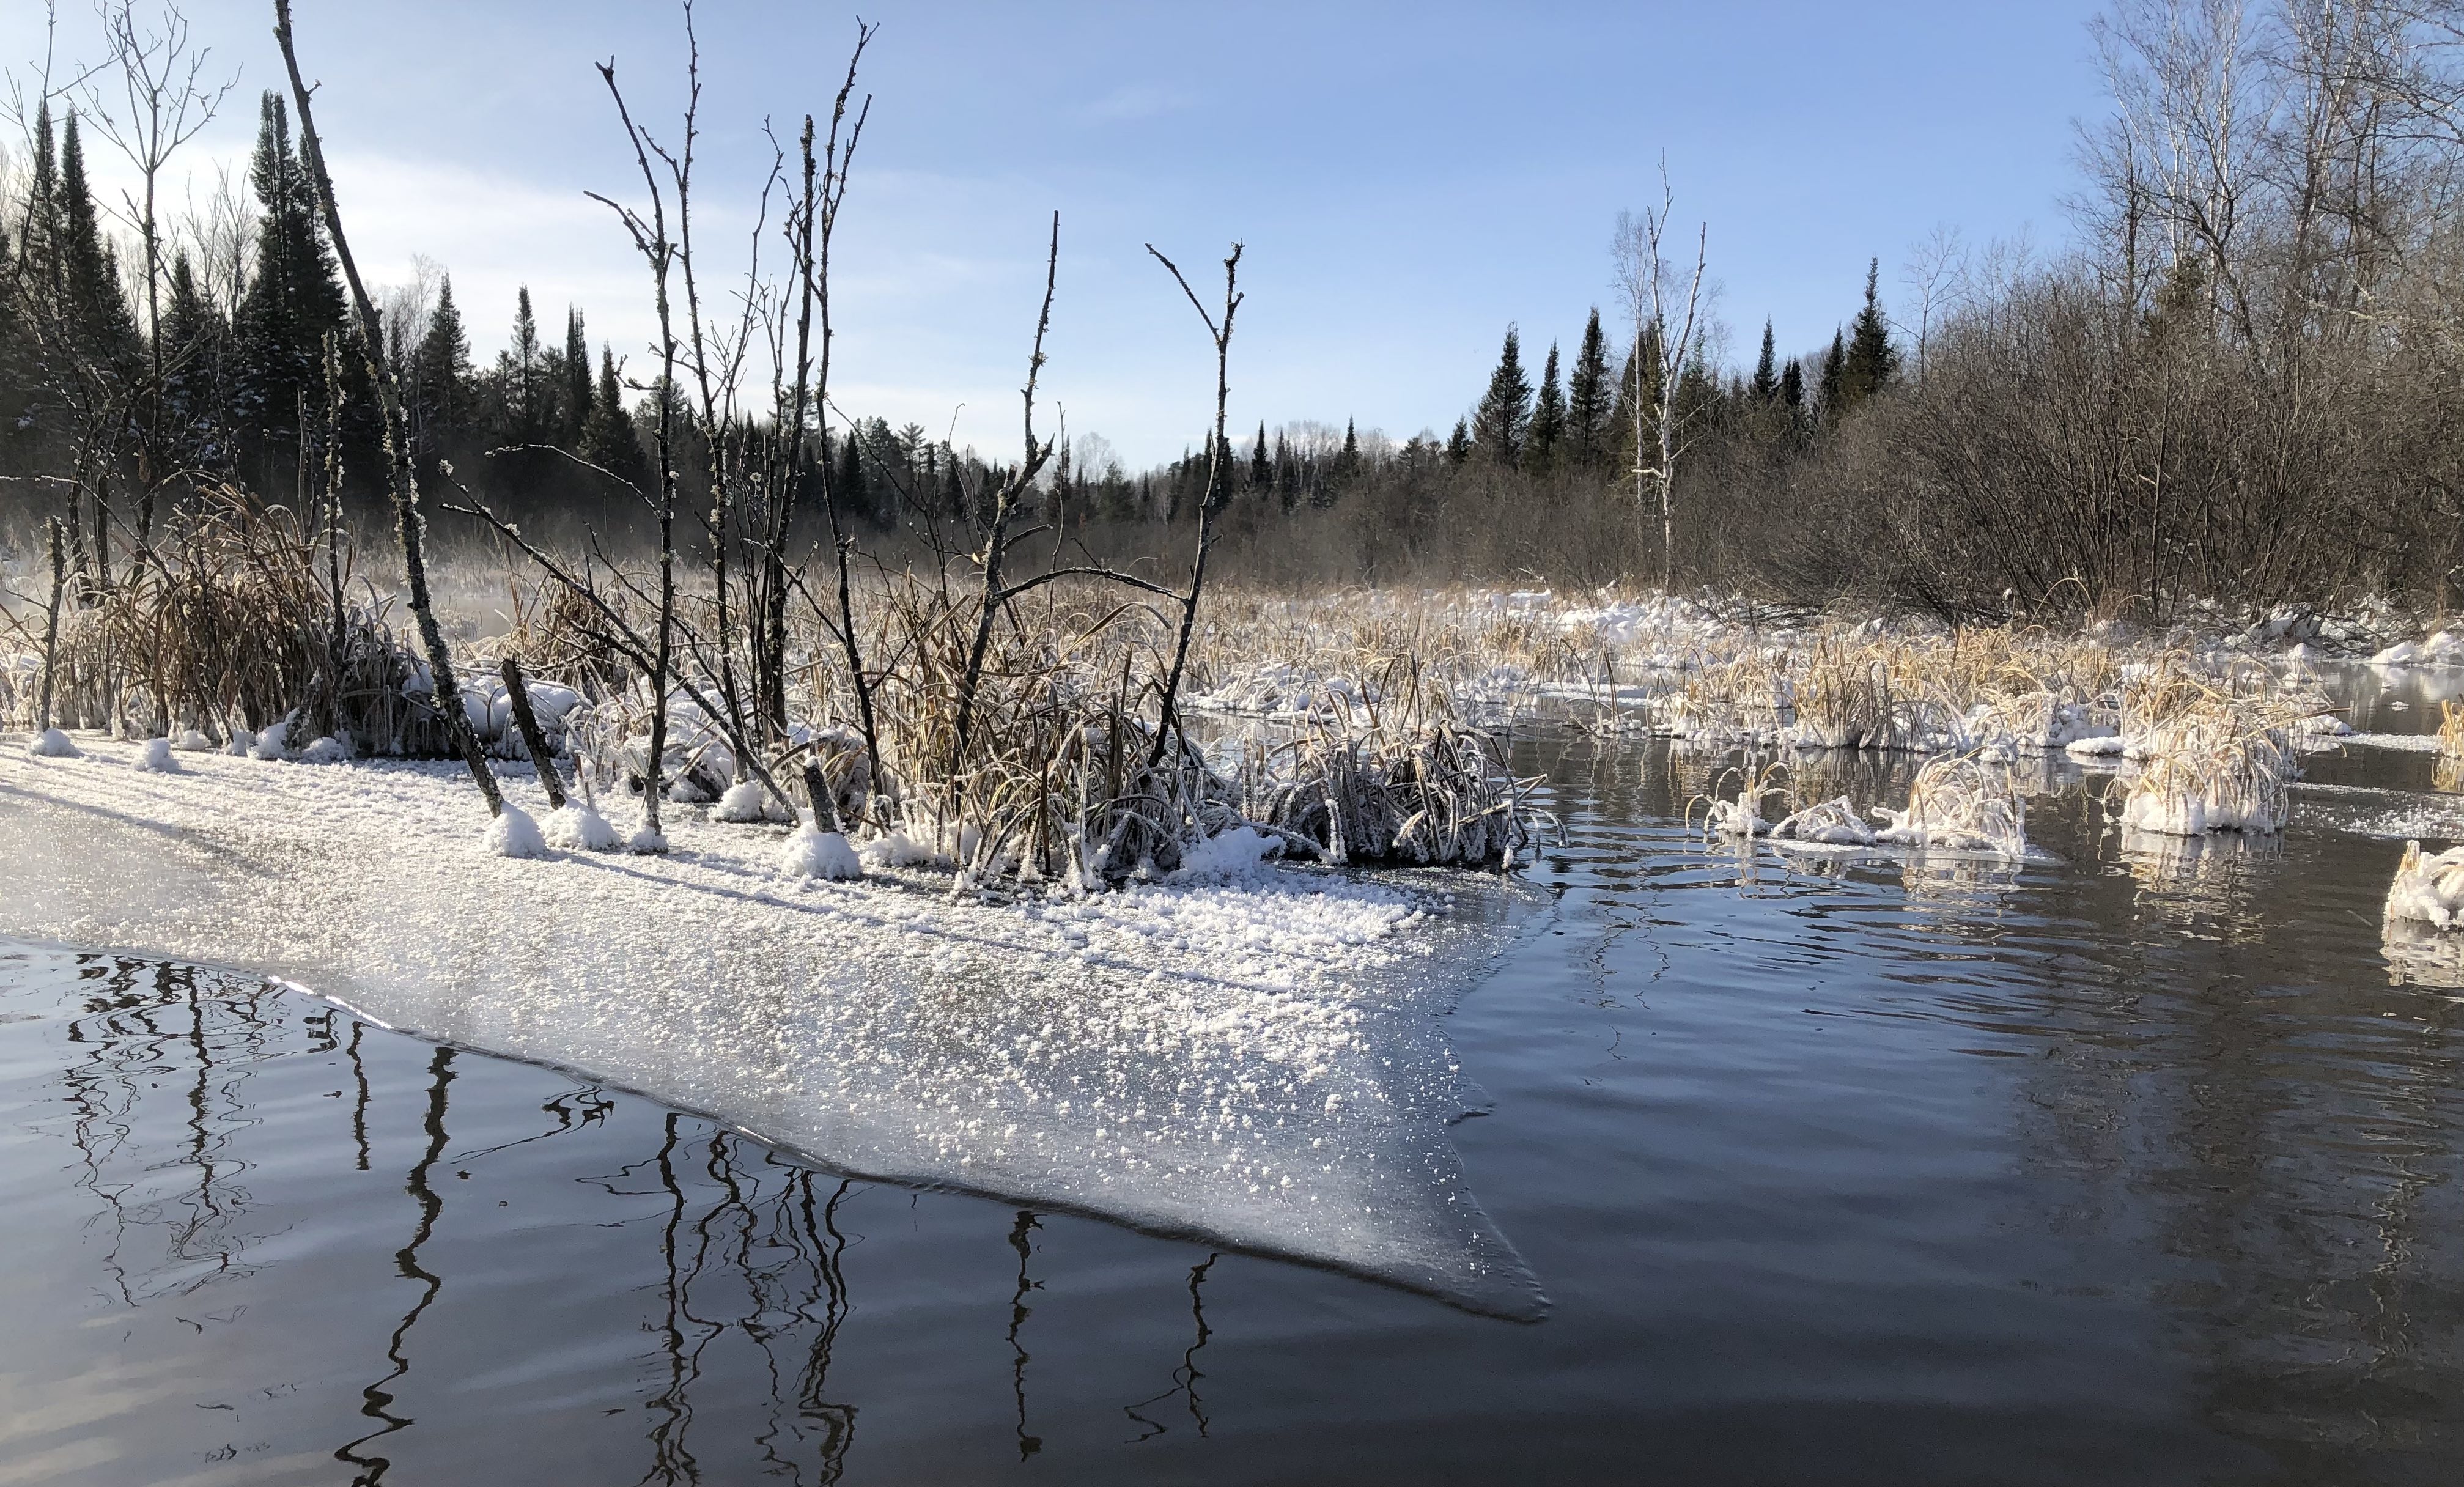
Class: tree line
15,0,2464,625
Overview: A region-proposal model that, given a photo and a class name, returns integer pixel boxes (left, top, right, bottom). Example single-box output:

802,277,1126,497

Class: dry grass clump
4,485,432,752
2114,695,2297,835
2440,700,2464,759
1242,663,1547,868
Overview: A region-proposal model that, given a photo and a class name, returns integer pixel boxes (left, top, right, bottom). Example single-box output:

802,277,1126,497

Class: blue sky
4,1,2112,466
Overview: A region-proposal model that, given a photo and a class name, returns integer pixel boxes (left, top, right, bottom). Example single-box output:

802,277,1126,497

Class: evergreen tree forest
15,0,2464,624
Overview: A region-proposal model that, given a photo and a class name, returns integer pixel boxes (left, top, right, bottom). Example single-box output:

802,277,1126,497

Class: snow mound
710,779,781,822
777,822,863,880
626,824,671,854
1173,825,1283,880
544,803,622,852
249,720,290,760
0,741,1544,1318
2065,734,2130,757
482,803,548,859
134,737,179,772
224,729,254,757
29,728,80,758
298,734,350,765
859,828,941,869
172,729,214,752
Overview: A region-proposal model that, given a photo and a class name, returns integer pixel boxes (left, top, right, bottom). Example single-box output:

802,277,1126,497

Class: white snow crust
0,740,1543,1317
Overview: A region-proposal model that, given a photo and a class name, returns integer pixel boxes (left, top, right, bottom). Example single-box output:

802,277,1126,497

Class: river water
7,663,2464,1485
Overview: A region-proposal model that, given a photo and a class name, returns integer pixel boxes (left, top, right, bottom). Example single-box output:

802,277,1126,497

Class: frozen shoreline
0,735,1546,1319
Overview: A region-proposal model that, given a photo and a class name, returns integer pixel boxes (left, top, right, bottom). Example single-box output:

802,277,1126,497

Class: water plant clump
1869,755,2030,858
2386,841,2464,929
2114,702,2298,836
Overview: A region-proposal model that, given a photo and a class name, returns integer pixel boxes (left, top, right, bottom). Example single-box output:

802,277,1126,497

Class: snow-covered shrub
30,728,81,758
250,720,291,760
135,737,179,772
298,734,350,765
172,728,214,751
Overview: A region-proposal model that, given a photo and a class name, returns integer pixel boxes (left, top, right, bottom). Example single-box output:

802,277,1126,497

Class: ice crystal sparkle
0,738,1544,1318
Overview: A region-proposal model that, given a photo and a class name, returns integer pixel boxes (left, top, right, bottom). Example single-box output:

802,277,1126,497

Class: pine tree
1567,308,1612,467
1527,341,1566,473
579,344,646,493
1818,331,1846,422
1750,319,1779,403
834,425,871,524
412,275,473,452
54,109,138,380
1471,325,1532,466
230,91,355,490
157,251,227,468
1840,257,1898,410
1332,416,1361,490
1446,417,1471,465
562,306,590,447
1249,421,1270,494
495,286,545,444
1779,356,1805,417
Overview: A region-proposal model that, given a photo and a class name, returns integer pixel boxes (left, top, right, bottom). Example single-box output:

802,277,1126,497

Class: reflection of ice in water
2120,827,2278,938
2382,917,2464,994
0,745,1546,1319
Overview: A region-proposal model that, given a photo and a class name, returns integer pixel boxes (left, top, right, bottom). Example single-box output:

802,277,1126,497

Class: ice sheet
0,737,1546,1318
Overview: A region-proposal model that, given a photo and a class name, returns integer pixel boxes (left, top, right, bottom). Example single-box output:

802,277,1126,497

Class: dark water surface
10,664,2464,1485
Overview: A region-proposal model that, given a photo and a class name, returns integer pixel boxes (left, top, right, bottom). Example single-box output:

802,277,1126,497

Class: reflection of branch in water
1123,1253,1218,1442
640,1113,702,1487
347,1020,371,1172
53,957,275,1305
1008,1211,1043,1461
790,1176,858,1483
448,1085,614,1163
334,1045,455,1486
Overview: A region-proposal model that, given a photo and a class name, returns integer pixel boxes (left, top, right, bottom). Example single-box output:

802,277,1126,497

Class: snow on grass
2387,840,2464,928
0,739,1540,1317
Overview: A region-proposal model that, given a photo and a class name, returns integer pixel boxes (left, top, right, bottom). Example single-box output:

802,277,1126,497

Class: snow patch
29,728,80,759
